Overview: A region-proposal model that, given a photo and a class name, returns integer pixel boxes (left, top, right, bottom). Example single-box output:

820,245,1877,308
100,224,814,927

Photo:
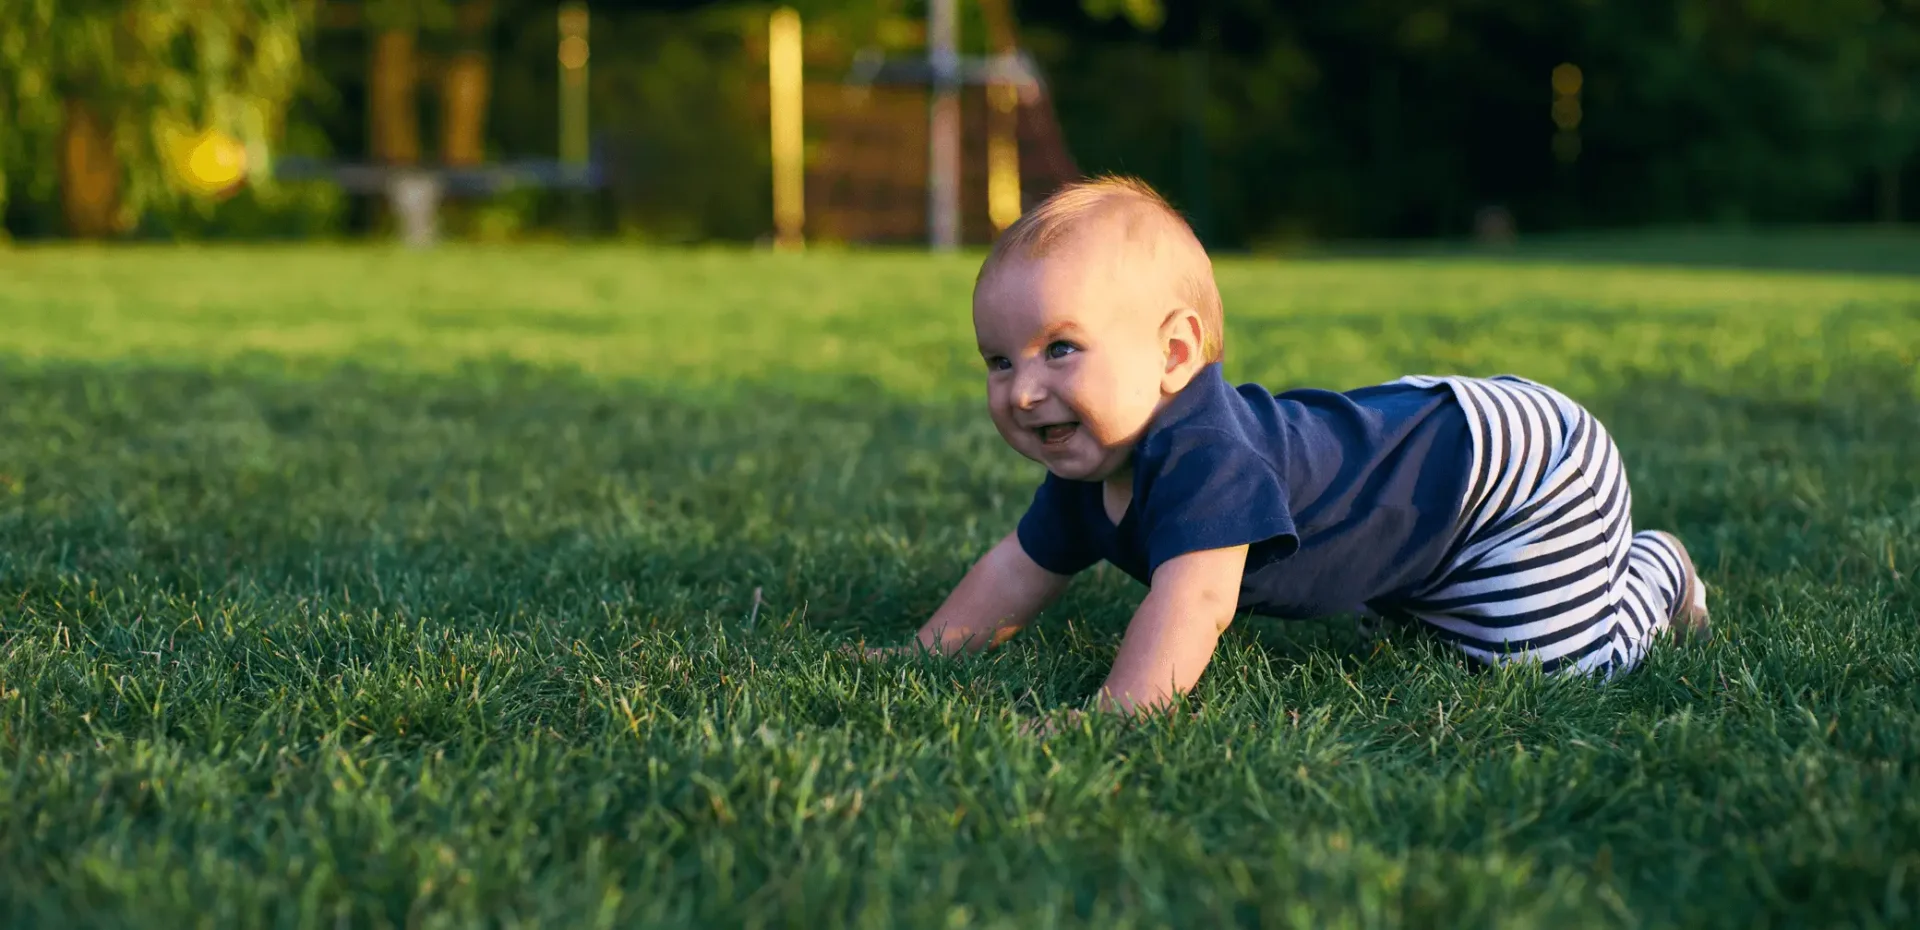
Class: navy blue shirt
1016,363,1470,619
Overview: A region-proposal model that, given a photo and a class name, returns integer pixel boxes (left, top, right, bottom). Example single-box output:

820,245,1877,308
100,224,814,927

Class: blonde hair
977,175,1225,363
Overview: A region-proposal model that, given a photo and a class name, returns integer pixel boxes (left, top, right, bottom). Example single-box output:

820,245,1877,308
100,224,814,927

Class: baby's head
972,176,1223,482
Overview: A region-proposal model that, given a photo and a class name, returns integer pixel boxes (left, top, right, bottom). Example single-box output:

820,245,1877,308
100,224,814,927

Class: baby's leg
1399,376,1704,678
1637,530,1711,642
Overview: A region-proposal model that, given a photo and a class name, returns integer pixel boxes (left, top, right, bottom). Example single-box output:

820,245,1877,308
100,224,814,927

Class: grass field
2,244,1918,928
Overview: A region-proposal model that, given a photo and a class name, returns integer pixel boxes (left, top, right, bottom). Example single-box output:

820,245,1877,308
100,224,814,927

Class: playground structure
266,0,1075,250
767,0,1080,251
274,0,604,246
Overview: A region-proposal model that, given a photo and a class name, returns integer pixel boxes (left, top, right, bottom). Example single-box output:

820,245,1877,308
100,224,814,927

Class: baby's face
973,248,1173,483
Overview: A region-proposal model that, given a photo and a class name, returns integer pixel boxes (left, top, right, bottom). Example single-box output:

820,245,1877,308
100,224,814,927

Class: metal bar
927,0,960,251
846,53,1040,89
558,4,591,168
987,81,1021,231
271,158,603,194
769,7,806,251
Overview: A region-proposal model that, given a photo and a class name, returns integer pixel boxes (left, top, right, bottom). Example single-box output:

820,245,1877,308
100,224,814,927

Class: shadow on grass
4,353,1919,930
3,354,1914,667
1281,226,1920,277
0,357,1017,640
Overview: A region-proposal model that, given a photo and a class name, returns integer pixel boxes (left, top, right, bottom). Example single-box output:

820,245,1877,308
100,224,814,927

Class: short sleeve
1015,473,1103,576
1136,427,1299,579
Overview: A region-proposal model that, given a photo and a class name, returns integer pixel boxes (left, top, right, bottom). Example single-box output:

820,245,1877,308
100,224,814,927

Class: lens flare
175,128,249,198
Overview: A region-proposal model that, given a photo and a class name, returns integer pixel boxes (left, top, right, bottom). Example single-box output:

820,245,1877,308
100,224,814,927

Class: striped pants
1377,375,1687,679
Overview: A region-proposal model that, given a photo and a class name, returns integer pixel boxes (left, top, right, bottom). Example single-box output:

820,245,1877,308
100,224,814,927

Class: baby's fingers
839,642,912,662
1019,708,1087,739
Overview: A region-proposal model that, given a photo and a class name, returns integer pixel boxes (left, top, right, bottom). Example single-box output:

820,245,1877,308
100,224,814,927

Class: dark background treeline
6,0,1917,248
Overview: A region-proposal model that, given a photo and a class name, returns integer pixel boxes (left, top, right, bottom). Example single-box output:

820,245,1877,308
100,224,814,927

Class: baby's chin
1043,462,1101,481
1029,443,1130,483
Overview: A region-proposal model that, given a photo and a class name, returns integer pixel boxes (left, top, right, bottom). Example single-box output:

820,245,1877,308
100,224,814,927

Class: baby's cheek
1095,387,1154,442
989,412,1022,444
1089,414,1136,450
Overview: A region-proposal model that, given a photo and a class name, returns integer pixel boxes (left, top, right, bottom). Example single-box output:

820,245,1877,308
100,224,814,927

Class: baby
868,176,1709,720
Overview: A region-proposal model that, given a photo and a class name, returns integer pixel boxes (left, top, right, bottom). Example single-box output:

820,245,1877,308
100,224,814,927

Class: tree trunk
370,29,420,164
441,1,493,167
1881,163,1902,225
441,51,490,166
1881,84,1906,225
59,99,121,238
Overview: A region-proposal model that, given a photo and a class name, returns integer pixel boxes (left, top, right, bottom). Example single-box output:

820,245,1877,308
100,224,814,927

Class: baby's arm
900,531,1071,656
1088,544,1247,716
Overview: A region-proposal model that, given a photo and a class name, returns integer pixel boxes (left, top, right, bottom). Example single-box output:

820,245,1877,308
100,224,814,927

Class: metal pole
986,79,1021,232
768,7,806,251
559,2,591,234
558,4,590,169
927,0,960,251
1181,44,1212,247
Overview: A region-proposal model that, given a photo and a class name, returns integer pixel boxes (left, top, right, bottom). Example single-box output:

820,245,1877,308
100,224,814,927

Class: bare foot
1649,531,1711,643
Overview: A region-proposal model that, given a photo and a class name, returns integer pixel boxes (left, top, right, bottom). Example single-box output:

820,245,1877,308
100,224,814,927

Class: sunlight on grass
5,246,1917,403
0,245,1916,927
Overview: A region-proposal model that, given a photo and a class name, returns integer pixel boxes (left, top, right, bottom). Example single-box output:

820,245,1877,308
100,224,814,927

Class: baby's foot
1649,531,1711,643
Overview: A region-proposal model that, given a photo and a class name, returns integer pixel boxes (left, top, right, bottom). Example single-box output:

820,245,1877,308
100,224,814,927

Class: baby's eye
984,356,1012,372
1045,341,1079,360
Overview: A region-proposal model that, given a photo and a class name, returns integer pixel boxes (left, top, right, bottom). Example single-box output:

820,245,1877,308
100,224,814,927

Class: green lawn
2,244,1918,928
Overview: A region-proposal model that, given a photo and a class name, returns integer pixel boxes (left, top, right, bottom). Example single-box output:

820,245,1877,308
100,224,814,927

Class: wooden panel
805,83,1081,245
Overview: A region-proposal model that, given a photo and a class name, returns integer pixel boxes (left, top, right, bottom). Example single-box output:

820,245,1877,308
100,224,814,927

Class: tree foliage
0,0,313,232
5,0,1918,242
1019,0,1920,242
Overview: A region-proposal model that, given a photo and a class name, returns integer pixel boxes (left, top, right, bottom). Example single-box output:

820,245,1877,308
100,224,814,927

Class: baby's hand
1019,708,1087,739
839,642,921,662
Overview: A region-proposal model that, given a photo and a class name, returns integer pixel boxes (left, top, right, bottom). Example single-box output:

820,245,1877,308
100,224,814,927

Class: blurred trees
1021,0,1920,244
340,0,495,167
3,0,1917,244
284,0,1920,245
0,0,317,237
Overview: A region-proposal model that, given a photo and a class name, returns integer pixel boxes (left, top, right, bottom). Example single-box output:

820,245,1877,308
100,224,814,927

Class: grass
1291,224,1920,278
1,243,1918,928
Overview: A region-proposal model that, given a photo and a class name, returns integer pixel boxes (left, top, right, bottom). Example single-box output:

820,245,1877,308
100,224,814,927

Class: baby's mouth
1035,422,1079,445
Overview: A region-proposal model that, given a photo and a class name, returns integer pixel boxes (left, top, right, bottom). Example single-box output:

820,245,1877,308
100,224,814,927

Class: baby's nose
1012,373,1047,408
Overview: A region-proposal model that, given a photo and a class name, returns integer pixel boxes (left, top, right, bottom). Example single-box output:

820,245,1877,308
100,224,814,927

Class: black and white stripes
1387,375,1685,678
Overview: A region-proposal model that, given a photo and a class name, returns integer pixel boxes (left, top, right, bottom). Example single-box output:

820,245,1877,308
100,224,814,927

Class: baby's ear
1159,307,1207,390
